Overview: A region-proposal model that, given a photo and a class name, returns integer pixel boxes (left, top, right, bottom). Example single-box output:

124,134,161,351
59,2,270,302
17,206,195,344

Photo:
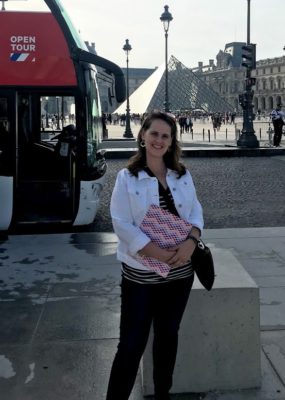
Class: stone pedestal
141,248,261,395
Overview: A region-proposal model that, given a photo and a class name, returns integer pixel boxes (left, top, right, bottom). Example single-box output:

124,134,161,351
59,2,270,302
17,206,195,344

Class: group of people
103,112,142,126
177,114,193,134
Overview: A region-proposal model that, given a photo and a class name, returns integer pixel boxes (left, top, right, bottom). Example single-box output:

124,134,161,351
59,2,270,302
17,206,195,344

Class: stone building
253,56,285,112
121,67,156,97
192,42,285,114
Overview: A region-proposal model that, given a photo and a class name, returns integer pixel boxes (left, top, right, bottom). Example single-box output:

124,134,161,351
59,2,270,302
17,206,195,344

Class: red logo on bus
0,12,77,86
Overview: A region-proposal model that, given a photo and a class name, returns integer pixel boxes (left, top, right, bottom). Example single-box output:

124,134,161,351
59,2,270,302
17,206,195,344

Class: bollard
259,128,261,139
208,129,211,142
203,129,205,141
191,129,193,140
214,129,216,140
103,128,108,140
267,127,273,146
226,128,227,140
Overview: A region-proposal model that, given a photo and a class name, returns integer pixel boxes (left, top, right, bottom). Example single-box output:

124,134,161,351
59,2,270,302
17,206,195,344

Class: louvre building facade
193,42,285,113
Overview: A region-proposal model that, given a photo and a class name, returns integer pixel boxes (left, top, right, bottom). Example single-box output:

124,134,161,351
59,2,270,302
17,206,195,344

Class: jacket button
184,181,187,185
136,191,139,195
172,187,176,191
178,204,182,208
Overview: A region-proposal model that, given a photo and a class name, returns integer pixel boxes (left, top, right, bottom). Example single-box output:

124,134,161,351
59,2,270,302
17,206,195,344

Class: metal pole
237,0,259,148
247,0,250,44
123,43,133,138
164,31,169,112
160,5,172,113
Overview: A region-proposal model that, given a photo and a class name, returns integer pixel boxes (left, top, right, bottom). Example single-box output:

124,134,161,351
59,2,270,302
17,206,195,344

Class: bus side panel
0,176,13,230
73,175,106,226
0,12,77,86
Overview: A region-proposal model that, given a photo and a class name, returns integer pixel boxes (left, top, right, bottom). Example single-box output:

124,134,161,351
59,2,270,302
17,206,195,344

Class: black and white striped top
122,169,194,284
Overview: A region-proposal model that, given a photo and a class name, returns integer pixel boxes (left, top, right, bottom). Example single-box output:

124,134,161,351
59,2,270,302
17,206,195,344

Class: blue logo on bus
10,53,29,61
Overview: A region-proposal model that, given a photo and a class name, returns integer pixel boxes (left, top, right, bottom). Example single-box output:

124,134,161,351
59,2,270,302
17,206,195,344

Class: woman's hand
138,242,176,264
167,239,197,268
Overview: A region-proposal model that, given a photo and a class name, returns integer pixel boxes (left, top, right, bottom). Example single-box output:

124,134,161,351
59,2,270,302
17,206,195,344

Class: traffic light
238,93,245,108
242,44,256,70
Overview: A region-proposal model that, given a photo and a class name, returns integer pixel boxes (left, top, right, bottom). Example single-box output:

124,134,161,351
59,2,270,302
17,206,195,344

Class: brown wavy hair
127,111,186,177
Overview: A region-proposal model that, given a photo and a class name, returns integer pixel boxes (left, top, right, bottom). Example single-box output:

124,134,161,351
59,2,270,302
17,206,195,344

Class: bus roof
0,11,77,86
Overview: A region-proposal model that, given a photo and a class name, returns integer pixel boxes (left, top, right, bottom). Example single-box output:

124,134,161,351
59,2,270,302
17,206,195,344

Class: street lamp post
237,0,259,148
160,5,173,113
123,39,134,138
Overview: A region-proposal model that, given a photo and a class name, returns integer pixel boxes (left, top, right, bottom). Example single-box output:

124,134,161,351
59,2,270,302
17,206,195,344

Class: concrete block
141,248,261,395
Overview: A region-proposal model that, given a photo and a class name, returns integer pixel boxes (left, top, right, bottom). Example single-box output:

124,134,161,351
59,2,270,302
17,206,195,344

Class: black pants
106,275,194,400
273,121,283,146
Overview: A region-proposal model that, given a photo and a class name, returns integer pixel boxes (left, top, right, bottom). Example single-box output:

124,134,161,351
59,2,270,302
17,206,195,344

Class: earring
140,141,146,148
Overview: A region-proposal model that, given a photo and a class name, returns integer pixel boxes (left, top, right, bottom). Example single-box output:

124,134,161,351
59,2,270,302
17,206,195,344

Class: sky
4,0,285,69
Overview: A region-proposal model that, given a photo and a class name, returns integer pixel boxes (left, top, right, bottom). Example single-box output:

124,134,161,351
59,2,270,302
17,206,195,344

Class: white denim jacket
110,167,204,271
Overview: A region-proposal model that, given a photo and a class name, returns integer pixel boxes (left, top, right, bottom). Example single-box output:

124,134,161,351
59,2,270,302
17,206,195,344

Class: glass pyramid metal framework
147,55,233,113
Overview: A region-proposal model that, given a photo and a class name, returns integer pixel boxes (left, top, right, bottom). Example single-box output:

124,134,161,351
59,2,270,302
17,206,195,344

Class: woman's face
141,118,172,159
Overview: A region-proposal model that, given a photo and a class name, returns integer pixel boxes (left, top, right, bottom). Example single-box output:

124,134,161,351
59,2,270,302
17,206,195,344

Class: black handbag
191,239,215,291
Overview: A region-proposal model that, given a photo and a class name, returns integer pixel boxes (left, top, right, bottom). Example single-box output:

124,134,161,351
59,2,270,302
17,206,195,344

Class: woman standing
106,111,204,400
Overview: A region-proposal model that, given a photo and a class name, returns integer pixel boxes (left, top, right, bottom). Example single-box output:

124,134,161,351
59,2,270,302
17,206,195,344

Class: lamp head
123,39,132,56
160,5,173,33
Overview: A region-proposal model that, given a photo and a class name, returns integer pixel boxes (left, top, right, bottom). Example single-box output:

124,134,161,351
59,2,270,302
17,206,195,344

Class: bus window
40,95,76,141
85,69,101,169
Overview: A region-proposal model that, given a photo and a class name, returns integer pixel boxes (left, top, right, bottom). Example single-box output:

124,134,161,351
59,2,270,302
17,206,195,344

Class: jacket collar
137,168,177,181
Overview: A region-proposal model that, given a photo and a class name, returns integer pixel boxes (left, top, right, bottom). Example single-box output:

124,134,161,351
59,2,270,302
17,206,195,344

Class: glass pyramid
115,55,233,114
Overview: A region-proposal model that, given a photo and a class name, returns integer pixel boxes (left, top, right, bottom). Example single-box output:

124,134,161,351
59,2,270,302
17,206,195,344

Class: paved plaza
103,117,274,146
1,228,285,400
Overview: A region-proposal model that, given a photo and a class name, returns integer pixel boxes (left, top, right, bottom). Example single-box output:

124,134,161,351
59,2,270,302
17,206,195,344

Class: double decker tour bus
0,0,125,231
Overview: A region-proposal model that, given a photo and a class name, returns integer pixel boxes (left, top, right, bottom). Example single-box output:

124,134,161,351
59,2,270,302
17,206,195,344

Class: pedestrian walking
270,103,285,147
106,111,204,400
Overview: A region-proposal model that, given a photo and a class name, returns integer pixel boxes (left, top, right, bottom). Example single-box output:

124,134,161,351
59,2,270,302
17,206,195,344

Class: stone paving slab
1,228,285,399
33,294,120,343
0,340,143,400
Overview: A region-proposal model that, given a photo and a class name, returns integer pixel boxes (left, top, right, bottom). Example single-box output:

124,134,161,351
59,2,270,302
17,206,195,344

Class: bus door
0,90,15,230
14,93,77,225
